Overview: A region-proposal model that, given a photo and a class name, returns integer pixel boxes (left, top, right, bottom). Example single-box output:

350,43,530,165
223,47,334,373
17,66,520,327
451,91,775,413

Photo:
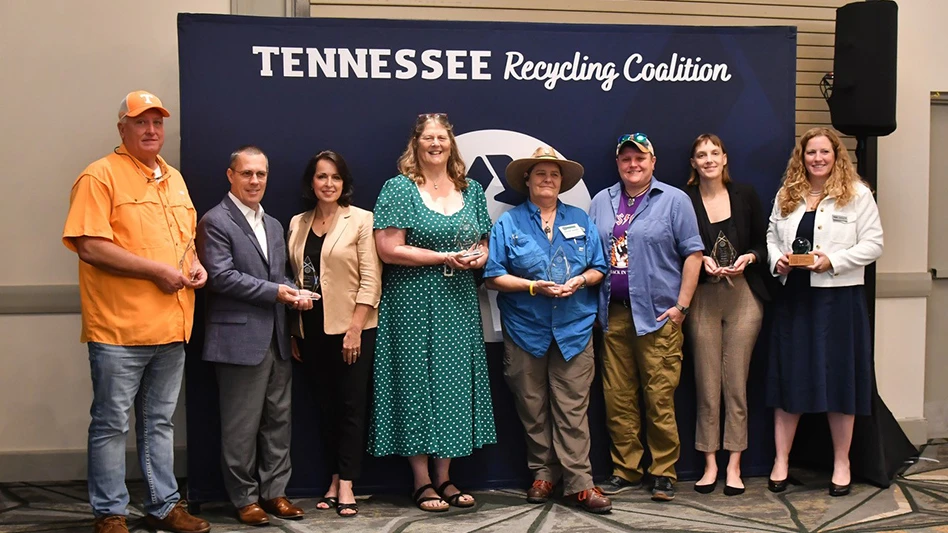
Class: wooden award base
788,253,815,267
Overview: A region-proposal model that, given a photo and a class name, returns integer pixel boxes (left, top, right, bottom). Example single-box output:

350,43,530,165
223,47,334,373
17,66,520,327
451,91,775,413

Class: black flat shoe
694,480,717,494
768,478,788,493
723,485,745,496
829,482,851,497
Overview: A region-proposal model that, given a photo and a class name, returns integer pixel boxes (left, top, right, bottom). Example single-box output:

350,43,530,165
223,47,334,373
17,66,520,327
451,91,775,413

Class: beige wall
0,0,230,478
0,0,941,480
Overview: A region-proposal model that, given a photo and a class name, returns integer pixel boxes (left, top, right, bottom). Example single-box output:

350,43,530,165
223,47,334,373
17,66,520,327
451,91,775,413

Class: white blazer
766,181,883,287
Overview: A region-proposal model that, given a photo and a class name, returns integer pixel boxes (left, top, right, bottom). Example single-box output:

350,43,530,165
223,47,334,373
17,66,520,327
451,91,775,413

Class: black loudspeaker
828,0,898,137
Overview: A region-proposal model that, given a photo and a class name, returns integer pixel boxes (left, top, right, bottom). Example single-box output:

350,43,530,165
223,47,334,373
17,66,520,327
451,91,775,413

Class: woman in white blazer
765,127,883,498
287,150,382,518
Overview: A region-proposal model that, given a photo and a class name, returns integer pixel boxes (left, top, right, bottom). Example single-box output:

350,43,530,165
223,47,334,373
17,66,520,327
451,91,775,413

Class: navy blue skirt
766,271,873,416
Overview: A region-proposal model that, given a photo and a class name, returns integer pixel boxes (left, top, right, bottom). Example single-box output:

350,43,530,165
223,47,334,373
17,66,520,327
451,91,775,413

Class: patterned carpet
2,440,946,533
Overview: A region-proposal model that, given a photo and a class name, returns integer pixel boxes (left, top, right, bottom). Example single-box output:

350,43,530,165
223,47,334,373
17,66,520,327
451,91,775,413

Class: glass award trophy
455,218,483,259
547,246,571,285
788,237,815,266
300,255,321,299
711,231,737,268
178,239,197,281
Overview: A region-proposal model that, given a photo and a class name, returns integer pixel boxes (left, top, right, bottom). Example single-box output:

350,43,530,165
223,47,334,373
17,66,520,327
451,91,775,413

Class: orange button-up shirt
62,145,197,345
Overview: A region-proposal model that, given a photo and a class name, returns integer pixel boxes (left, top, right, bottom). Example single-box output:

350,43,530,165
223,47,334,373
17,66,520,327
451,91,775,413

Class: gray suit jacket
197,195,294,366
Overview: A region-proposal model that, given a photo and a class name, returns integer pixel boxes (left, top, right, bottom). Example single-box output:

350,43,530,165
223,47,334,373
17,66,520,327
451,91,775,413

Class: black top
786,210,816,290
686,181,772,302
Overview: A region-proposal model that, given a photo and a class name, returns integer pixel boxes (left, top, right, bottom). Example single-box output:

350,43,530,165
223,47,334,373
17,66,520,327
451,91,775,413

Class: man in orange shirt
63,90,211,533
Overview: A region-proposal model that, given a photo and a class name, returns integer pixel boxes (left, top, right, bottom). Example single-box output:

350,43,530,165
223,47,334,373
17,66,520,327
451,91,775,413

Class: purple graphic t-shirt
610,191,644,302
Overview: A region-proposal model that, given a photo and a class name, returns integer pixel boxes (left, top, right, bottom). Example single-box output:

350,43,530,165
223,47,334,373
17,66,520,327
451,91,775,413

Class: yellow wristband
529,281,536,296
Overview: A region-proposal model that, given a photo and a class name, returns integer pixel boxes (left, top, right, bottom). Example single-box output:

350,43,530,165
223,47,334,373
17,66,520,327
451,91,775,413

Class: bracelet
579,273,587,289
529,281,536,296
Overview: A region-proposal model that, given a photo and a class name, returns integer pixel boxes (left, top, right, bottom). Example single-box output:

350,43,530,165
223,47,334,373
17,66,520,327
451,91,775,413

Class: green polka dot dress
368,174,497,459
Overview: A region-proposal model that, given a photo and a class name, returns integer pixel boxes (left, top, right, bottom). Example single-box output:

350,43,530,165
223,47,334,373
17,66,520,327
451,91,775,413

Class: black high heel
694,480,717,494
723,485,745,496
768,478,788,493
829,482,851,497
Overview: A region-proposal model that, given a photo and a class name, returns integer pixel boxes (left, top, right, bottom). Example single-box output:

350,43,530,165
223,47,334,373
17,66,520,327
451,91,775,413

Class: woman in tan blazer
287,150,381,518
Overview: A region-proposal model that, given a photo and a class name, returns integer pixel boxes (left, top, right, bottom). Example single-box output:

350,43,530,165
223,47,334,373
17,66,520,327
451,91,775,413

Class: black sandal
336,502,358,517
316,496,338,510
412,484,449,512
436,480,475,508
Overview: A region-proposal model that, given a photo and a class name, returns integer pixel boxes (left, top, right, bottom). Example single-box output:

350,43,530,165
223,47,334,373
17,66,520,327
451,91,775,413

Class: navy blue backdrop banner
178,13,795,502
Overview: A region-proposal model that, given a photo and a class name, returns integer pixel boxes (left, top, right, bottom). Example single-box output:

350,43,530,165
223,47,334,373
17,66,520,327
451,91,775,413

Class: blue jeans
87,342,185,518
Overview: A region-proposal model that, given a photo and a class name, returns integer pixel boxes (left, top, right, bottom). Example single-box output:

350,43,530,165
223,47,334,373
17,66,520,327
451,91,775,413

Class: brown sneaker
259,496,304,519
93,515,128,533
144,500,210,533
526,480,555,503
565,487,612,514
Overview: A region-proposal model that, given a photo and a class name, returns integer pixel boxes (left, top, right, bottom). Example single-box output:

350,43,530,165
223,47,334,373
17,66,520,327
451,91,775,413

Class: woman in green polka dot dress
370,113,497,512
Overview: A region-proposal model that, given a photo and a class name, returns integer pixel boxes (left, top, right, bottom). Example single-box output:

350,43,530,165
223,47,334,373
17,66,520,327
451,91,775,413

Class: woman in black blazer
683,134,770,496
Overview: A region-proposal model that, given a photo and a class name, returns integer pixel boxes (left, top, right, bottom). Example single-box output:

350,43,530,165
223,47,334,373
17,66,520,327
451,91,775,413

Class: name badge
832,214,849,223
559,223,585,239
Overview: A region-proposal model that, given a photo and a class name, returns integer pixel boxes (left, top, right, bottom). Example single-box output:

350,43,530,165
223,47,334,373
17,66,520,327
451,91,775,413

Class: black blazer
685,181,771,302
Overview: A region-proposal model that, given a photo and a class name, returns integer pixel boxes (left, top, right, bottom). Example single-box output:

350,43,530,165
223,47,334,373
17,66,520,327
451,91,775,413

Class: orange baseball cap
118,90,170,120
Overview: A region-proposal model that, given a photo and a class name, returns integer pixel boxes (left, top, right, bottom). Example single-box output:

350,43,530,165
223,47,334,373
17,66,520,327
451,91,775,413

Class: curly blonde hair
397,114,468,191
777,127,862,216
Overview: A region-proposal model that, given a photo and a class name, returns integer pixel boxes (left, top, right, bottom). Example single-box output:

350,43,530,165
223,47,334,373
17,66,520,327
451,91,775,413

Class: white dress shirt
228,191,268,261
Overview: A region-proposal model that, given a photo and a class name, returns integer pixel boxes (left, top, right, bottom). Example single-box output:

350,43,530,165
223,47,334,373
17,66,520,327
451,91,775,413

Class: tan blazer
287,206,382,336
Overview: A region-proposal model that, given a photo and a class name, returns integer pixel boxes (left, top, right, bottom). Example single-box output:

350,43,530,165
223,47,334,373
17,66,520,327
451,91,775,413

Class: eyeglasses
617,132,651,148
231,169,268,180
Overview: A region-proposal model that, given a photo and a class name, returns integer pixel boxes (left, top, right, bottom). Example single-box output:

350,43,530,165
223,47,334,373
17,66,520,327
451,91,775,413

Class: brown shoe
236,503,269,526
144,500,211,533
93,515,128,533
526,480,555,503
260,496,304,519
565,487,612,514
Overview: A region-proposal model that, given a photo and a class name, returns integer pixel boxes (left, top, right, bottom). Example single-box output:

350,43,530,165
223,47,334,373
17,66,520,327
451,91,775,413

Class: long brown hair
687,133,731,186
397,114,468,191
777,127,861,216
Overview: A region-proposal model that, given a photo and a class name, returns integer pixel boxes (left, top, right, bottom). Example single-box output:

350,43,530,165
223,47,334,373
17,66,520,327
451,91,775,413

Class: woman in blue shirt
484,146,610,514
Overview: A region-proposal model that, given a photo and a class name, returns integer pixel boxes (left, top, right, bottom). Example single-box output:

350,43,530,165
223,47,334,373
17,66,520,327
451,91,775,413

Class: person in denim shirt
589,133,703,502
484,146,610,514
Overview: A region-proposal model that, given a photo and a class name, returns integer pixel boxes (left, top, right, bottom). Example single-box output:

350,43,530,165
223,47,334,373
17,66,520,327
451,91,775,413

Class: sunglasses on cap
417,112,448,121
616,132,654,156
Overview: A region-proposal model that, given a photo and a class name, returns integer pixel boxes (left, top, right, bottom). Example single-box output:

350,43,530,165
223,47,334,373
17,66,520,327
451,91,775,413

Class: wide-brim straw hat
504,146,584,195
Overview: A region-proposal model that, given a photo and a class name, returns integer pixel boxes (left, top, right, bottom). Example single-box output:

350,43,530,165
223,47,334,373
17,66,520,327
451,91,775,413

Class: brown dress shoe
93,515,128,533
565,487,612,514
236,503,269,526
526,480,555,503
144,500,211,533
260,496,304,519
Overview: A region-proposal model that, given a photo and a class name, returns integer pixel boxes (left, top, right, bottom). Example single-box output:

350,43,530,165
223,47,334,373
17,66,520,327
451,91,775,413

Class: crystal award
300,255,321,299
455,218,483,259
711,231,737,268
788,237,815,266
547,246,571,285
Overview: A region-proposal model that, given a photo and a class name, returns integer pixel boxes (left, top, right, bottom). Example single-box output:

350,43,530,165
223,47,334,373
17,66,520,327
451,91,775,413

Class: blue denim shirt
588,179,704,336
484,200,607,360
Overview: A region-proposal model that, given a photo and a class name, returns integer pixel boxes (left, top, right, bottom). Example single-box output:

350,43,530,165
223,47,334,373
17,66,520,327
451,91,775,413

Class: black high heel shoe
829,482,851,497
694,480,717,494
768,478,788,493
723,484,745,496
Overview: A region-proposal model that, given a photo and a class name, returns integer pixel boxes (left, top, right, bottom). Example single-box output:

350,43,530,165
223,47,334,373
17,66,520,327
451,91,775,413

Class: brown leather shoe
236,503,269,526
526,480,555,503
144,500,211,533
93,515,128,533
260,496,304,519
565,487,612,514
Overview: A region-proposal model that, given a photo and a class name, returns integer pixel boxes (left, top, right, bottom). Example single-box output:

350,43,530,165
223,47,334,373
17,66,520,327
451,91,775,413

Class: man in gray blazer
196,145,312,526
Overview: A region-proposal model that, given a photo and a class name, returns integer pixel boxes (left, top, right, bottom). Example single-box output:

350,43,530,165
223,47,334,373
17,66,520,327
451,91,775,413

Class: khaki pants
684,276,763,452
602,302,683,482
503,332,596,495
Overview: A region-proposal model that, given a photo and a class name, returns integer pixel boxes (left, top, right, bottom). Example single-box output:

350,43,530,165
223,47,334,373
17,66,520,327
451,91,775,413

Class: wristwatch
674,303,690,315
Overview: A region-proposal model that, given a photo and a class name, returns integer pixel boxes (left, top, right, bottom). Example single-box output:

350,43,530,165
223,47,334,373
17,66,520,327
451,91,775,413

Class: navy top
485,200,607,360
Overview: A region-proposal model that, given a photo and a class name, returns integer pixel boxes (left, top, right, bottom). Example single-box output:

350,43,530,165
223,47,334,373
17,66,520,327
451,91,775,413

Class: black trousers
298,304,375,481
